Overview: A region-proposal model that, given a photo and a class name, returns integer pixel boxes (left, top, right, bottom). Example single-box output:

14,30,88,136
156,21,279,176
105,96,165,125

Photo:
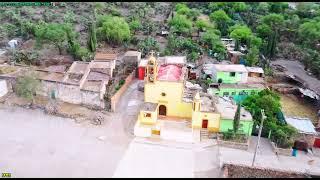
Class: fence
110,71,135,112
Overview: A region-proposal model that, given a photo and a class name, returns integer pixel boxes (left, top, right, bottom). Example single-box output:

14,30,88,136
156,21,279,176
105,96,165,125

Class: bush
97,15,131,45
15,73,40,101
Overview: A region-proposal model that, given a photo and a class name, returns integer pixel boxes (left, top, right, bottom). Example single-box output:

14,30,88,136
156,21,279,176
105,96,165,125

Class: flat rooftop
216,97,252,121
215,83,265,90
246,67,264,74
95,53,117,61
213,64,247,73
141,102,158,112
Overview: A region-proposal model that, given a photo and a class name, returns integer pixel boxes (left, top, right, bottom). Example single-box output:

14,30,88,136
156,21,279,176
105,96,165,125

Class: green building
208,83,265,103
216,97,254,136
206,64,248,84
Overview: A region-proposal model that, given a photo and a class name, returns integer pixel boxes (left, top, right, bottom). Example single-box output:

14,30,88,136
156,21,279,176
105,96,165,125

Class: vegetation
15,73,40,103
138,37,160,58
97,15,131,45
242,90,298,148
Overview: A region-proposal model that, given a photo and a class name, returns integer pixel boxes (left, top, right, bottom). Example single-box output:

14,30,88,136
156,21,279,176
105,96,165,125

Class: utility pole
252,109,266,167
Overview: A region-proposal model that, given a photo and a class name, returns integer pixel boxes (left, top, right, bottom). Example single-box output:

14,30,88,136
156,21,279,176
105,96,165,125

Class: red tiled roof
157,64,182,82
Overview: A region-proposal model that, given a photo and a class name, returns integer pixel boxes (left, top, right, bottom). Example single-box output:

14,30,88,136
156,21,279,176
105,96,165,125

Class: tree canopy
97,15,131,45
169,14,192,35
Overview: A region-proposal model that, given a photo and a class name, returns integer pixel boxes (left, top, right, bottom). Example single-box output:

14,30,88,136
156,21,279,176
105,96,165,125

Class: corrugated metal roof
285,117,317,134
246,67,264,74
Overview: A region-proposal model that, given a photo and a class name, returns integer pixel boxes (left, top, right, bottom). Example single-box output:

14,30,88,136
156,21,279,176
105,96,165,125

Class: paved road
0,106,129,178
0,80,143,178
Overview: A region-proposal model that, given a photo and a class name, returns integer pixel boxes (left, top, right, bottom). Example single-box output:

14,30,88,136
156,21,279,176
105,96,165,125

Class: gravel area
224,164,308,178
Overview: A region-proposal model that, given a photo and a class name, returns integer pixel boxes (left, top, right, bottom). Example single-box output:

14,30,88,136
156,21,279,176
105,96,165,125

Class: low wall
38,80,104,110
270,142,292,156
110,71,135,112
217,136,250,151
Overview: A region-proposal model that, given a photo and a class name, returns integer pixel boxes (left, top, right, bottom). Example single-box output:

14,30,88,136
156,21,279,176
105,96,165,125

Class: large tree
257,13,285,59
35,23,67,55
169,14,192,35
209,10,231,36
229,25,252,51
97,15,131,45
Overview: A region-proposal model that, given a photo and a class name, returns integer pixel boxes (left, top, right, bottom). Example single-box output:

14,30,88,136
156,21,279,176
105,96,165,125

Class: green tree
35,23,67,55
87,23,97,53
268,2,289,13
229,25,252,51
97,16,131,45
129,19,142,35
15,73,40,104
233,103,241,134
298,19,320,47
169,14,192,35
258,13,285,59
209,10,231,36
245,46,259,66
137,37,160,57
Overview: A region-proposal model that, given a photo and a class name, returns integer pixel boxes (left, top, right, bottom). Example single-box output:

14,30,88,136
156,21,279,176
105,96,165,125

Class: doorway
202,119,208,128
159,105,167,116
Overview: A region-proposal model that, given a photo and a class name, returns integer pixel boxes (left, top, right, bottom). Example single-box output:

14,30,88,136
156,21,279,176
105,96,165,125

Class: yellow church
134,52,221,142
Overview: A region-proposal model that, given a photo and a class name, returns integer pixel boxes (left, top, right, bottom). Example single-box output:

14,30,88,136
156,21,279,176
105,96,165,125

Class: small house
210,64,248,84
285,117,317,149
246,67,264,78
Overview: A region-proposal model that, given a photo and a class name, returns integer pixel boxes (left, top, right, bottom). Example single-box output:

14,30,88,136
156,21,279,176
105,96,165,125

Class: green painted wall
208,87,262,103
214,71,242,84
219,119,254,136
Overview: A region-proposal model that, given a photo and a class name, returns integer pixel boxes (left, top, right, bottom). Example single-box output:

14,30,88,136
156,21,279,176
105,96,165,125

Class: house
208,64,248,84
208,83,265,103
204,64,266,103
228,50,245,64
216,97,254,136
285,117,317,149
134,53,221,142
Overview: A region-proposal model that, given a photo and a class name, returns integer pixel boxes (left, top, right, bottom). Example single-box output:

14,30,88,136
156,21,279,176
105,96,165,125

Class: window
223,92,229,96
215,93,219,95
161,92,166,96
230,72,236,77
239,91,244,95
243,91,248,95
251,91,256,95
144,113,151,117
231,92,236,95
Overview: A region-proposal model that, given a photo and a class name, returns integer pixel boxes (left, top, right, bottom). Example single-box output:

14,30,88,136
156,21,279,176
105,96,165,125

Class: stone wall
222,163,308,178
38,80,104,109
110,71,135,112
270,142,292,156
217,136,250,151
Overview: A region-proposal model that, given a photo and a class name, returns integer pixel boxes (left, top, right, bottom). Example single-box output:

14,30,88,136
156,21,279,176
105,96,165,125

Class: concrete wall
192,111,220,132
110,71,135,112
216,71,242,84
219,119,253,136
217,136,250,150
0,80,8,97
38,80,104,109
145,80,193,118
270,142,292,156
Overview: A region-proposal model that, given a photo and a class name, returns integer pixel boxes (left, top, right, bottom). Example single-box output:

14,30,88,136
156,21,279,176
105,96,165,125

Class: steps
200,129,209,141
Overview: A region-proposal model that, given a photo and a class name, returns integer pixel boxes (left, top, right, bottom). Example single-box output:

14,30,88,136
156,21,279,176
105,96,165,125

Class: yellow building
134,53,221,141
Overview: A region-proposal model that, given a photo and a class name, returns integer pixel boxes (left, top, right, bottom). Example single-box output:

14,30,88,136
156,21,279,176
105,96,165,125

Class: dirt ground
280,94,318,123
